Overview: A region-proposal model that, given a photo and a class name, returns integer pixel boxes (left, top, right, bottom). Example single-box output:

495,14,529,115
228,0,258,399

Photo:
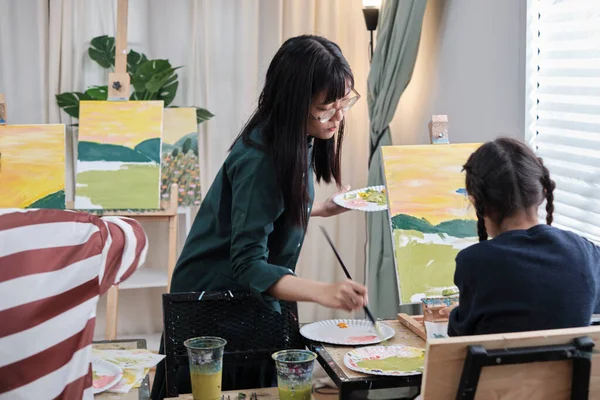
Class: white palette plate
333,186,388,212
300,319,395,345
92,358,123,394
344,345,425,376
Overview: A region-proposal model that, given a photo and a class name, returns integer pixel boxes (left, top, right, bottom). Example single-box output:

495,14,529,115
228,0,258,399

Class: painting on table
0,124,66,208
161,107,201,206
381,144,481,304
75,100,164,209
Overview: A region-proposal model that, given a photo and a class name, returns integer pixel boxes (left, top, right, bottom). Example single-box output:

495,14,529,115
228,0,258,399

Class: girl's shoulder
456,224,600,265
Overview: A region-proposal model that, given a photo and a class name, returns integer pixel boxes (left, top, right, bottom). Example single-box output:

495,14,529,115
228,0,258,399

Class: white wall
391,0,526,145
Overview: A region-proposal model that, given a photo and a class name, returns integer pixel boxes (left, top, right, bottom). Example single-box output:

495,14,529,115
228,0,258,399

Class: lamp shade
363,0,382,8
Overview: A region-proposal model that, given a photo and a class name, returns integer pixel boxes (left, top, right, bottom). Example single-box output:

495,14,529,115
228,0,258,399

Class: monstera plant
55,35,213,124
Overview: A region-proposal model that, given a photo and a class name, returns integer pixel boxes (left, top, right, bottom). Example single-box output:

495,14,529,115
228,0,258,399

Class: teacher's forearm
267,275,327,303
310,202,326,217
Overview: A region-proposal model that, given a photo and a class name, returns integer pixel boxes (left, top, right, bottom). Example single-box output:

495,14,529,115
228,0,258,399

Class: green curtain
367,0,427,319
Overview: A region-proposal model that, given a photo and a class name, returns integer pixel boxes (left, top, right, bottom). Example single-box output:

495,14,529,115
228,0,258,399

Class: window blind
526,0,600,243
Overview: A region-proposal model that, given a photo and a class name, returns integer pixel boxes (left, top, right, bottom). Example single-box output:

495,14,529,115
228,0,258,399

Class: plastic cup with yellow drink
184,336,227,400
272,349,317,400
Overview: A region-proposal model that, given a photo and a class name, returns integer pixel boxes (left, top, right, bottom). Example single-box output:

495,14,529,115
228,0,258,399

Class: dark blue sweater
448,224,600,336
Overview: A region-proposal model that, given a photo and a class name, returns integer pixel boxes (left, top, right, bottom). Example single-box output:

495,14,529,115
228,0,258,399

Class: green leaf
132,60,173,93
127,50,148,75
55,92,93,119
196,107,214,123
145,67,180,94
88,35,115,69
85,86,108,100
156,79,178,107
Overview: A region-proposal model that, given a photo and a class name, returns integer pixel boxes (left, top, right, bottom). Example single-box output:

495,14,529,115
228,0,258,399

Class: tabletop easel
67,0,178,340
429,115,449,144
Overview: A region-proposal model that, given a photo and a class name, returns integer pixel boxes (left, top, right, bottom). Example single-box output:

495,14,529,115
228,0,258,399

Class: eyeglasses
308,89,361,123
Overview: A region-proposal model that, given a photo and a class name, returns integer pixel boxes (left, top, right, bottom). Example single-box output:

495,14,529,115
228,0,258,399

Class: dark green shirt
170,129,315,312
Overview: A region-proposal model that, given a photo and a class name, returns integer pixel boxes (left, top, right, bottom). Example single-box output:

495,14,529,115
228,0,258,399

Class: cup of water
184,336,227,400
272,349,317,400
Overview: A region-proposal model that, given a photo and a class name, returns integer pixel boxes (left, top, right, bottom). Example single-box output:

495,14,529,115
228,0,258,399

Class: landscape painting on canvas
0,124,66,208
161,107,201,206
381,144,481,304
76,100,163,209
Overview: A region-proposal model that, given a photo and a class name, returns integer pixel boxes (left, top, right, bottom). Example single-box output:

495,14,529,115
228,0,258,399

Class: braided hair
463,138,555,242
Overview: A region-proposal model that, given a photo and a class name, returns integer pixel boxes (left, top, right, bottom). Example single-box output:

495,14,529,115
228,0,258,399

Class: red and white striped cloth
0,208,148,400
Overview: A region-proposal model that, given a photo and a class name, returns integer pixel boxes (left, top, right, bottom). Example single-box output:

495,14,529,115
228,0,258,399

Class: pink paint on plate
93,375,118,389
346,199,368,207
348,335,378,344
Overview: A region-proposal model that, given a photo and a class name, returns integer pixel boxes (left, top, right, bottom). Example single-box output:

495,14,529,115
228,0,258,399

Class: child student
443,137,600,336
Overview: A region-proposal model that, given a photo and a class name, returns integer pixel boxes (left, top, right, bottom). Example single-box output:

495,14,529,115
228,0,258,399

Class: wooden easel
67,0,178,340
108,0,130,100
429,115,449,144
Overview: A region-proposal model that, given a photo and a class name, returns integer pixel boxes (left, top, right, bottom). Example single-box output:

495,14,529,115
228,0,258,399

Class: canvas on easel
382,144,481,304
161,107,201,206
75,100,164,209
0,124,66,208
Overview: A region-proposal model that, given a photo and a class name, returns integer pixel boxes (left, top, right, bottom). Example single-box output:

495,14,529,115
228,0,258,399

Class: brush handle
319,226,352,279
364,305,377,326
319,226,378,326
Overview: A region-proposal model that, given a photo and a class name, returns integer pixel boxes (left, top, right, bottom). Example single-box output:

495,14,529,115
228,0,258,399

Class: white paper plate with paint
92,358,123,394
343,345,425,376
300,319,395,345
333,186,388,212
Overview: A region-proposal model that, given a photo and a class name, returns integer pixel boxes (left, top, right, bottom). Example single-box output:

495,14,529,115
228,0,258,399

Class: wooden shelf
119,268,169,290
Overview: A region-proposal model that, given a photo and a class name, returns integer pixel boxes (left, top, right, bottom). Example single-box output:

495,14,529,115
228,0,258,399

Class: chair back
162,291,303,397
421,325,600,400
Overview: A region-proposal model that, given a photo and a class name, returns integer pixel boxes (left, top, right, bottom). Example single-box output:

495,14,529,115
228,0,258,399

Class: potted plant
55,35,213,124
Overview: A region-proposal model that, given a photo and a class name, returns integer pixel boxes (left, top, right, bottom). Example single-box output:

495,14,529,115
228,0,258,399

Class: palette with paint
299,319,395,345
333,185,388,212
343,345,425,376
92,358,123,394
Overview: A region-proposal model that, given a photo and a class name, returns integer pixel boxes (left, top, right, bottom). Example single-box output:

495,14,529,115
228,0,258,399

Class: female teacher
152,34,367,398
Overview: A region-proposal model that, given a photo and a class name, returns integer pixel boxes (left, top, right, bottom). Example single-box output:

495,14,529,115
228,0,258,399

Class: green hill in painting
26,189,66,209
134,138,161,163
391,214,476,238
78,141,153,162
170,132,198,156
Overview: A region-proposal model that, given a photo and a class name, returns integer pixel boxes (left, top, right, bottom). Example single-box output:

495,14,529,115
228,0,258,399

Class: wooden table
165,387,316,399
93,339,150,400
304,320,425,399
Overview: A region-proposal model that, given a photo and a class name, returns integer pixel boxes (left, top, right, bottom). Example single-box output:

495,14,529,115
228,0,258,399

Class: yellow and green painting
0,124,66,208
381,144,481,304
75,101,164,209
161,108,201,206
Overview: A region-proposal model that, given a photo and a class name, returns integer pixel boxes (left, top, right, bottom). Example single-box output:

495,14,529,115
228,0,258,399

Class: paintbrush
319,226,386,342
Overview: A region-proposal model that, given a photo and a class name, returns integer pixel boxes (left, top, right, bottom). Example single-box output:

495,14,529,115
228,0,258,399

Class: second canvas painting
382,144,481,304
75,100,164,209
161,107,201,206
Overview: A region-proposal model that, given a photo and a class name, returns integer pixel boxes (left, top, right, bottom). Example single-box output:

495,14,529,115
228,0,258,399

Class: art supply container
421,295,459,339
272,349,317,400
184,336,227,400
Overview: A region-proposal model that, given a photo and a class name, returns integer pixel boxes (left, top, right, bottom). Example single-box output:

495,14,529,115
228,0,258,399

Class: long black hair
463,137,556,242
230,35,354,227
